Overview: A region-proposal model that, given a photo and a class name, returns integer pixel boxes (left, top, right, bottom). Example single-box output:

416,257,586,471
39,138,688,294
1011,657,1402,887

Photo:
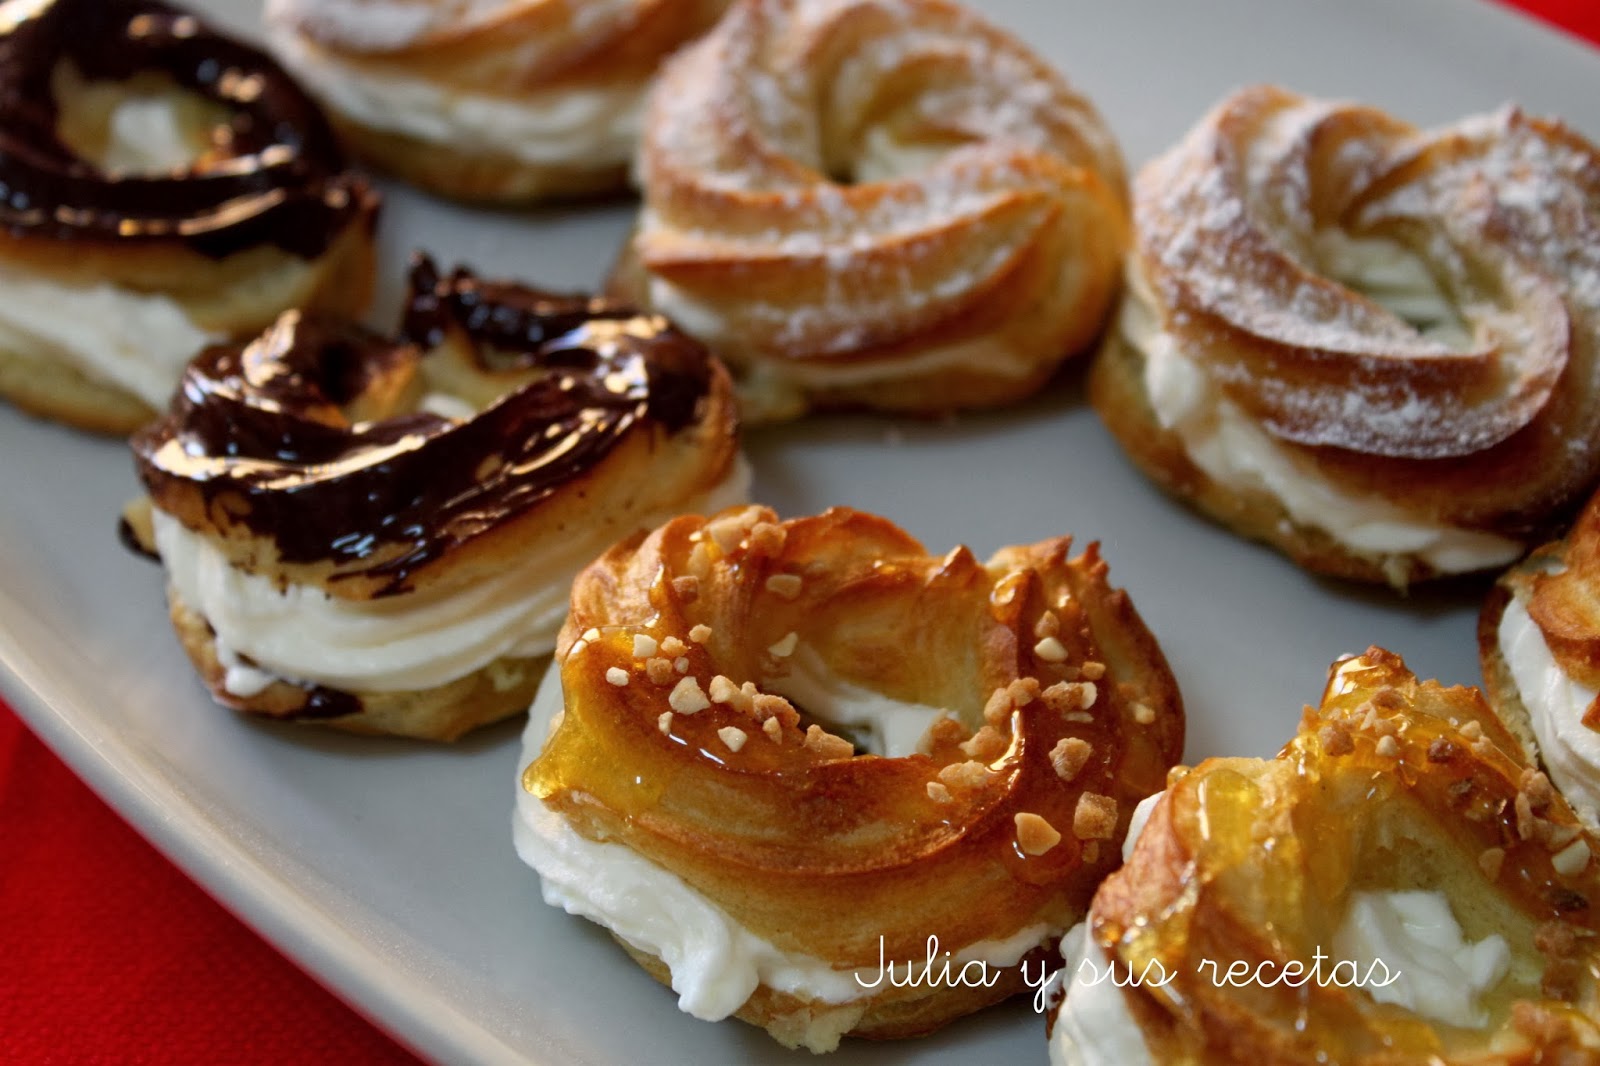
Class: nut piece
937,760,990,791
708,675,738,704
803,724,853,760
1015,813,1061,856
983,688,1013,726
1034,636,1069,662
959,726,1008,762
1079,661,1107,681
671,575,700,602
646,657,675,686
1050,737,1092,782
657,712,673,734
1073,793,1118,841
1132,702,1156,725
674,656,690,674
1043,681,1097,715
669,677,710,715
765,574,803,600
1318,723,1354,756
1033,611,1060,639
660,636,687,658
1375,735,1401,758
1553,838,1592,878
605,667,630,687
689,624,713,644
768,632,799,658
762,716,783,743
1479,846,1506,882
717,726,748,753
926,782,953,804
633,634,658,659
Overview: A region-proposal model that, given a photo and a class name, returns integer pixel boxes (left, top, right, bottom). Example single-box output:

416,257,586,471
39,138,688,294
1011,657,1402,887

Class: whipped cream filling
513,656,1057,1043
154,457,750,696
1498,589,1600,824
0,260,218,411
765,645,951,759
1050,791,1162,1066
1332,890,1510,1028
1126,262,1521,577
101,96,203,174
267,27,642,168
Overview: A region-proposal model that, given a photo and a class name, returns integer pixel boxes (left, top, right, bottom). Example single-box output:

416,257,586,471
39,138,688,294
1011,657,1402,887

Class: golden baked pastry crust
613,0,1129,421
1095,85,1600,585
1071,648,1600,1065
525,506,1183,1046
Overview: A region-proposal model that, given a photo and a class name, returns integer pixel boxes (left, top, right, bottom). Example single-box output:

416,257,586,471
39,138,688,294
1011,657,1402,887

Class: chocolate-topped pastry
0,0,378,435
123,255,747,741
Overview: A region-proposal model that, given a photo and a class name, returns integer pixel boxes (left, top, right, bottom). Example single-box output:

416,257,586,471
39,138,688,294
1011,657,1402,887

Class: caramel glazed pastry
1095,84,1600,588
1484,487,1600,833
609,0,1128,422
516,506,1183,1051
122,256,747,742
0,0,378,435
264,0,730,203
1051,648,1600,1065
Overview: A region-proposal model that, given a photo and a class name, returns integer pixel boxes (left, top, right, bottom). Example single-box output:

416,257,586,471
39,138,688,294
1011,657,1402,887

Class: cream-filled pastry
1093,85,1600,587
516,506,1183,1050
610,0,1128,422
1050,648,1600,1064
265,0,729,203
125,256,744,741
0,0,378,434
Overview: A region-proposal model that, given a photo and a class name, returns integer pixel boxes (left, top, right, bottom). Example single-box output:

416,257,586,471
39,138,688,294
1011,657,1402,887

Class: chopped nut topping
668,676,710,714
1370,715,1399,738
762,716,783,743
1319,723,1354,756
1079,662,1106,681
1064,712,1094,724
1033,611,1060,640
689,624,713,644
1479,847,1506,881
632,634,659,659
605,667,630,687
1375,735,1400,758
1050,738,1092,782
1372,687,1406,710
803,724,853,760
1081,841,1101,864
674,656,690,674
768,632,799,658
1553,838,1592,878
749,522,787,556
657,711,673,735
1073,793,1118,841
660,636,687,658
959,726,1008,762
1007,678,1040,706
1535,922,1580,960
646,657,675,685
983,688,1013,726
707,509,760,553
1015,813,1061,856
672,576,700,603
926,782,953,804
1034,636,1069,663
1523,770,1557,813
581,628,601,642
731,681,758,716
1459,720,1484,742
753,693,799,726
765,574,803,600
922,716,968,753
1043,681,1097,715
567,639,587,658
1470,737,1496,759
1133,703,1156,725
709,675,738,704
938,761,990,791
718,726,748,753
1426,738,1458,763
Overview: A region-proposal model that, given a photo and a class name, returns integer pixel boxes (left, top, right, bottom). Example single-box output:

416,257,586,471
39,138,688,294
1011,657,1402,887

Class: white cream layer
267,27,642,169
1126,262,1521,578
0,261,217,410
1332,890,1509,1028
1498,590,1600,825
1051,794,1510,1064
154,457,750,695
764,645,950,759
513,657,1057,1047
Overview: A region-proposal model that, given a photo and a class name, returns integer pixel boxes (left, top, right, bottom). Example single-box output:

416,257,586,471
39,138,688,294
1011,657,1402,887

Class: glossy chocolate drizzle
130,254,717,594
0,0,374,258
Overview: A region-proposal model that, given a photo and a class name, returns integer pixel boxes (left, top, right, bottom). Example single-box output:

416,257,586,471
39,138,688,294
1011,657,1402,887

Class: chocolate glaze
130,254,718,595
0,0,375,258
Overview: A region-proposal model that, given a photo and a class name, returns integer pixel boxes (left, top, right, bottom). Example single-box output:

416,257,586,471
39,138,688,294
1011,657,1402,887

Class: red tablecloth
2,3,1596,1062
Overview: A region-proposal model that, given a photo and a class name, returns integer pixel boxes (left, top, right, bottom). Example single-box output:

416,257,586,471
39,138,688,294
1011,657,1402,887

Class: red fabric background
1,3,1594,1062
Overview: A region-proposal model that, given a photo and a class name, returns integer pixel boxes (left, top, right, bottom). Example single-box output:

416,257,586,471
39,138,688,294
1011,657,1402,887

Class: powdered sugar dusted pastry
610,0,1128,422
124,256,745,741
1052,648,1600,1065
0,0,377,434
516,506,1182,1051
1094,85,1600,587
1482,490,1600,829
265,0,730,203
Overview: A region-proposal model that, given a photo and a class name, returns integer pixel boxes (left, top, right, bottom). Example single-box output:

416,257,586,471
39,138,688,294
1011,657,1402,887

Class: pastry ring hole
52,61,238,177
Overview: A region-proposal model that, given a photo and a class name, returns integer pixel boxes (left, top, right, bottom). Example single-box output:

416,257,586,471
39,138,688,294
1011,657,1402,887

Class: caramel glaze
130,254,718,595
0,0,374,258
